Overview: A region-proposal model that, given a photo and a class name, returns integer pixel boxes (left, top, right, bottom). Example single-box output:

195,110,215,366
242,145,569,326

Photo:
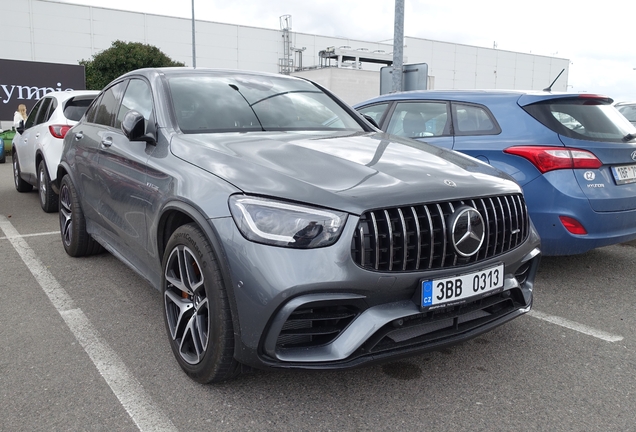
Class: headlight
229,196,348,248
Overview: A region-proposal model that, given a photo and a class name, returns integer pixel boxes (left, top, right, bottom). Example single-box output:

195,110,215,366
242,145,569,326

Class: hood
170,131,521,214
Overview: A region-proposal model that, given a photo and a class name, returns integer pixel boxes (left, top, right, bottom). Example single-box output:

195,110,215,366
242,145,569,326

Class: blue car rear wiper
623,133,636,142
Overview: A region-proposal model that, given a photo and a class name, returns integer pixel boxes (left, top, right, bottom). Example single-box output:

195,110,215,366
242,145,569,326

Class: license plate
611,165,636,185
421,264,504,309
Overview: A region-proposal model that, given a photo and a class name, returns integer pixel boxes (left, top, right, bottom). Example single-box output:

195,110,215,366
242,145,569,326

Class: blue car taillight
504,146,602,173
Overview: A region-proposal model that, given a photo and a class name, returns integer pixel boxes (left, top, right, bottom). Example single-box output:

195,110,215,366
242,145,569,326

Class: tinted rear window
64,96,97,121
523,98,636,142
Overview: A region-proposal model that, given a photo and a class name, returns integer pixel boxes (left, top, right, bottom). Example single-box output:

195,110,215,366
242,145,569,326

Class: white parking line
0,216,177,432
528,310,624,343
0,230,59,240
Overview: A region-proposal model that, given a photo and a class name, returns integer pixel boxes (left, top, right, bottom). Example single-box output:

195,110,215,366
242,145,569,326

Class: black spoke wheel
162,223,239,383
13,151,33,192
38,160,58,213
58,174,103,257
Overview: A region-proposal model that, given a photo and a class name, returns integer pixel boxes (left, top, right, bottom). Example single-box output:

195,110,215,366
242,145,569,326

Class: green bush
80,40,185,90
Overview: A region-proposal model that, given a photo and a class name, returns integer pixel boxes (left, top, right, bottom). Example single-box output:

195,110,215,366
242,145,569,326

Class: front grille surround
351,194,529,272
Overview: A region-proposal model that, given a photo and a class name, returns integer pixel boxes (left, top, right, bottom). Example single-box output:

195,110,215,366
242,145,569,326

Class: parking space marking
0,216,177,432
528,310,624,343
0,230,59,240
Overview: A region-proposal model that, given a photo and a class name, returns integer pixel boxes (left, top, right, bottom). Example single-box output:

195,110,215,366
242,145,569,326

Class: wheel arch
157,201,243,357
54,162,72,194
35,150,44,170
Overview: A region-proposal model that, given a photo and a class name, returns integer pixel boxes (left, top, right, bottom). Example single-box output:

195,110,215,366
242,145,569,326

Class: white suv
12,90,99,212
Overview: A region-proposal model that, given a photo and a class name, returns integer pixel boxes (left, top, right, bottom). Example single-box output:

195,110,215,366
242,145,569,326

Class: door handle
35,133,40,138
101,137,113,147
74,132,84,141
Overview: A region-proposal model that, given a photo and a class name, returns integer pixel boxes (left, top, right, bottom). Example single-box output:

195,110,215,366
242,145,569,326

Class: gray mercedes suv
56,68,541,383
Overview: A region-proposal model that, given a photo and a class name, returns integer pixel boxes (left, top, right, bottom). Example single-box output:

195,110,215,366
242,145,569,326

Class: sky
63,0,636,102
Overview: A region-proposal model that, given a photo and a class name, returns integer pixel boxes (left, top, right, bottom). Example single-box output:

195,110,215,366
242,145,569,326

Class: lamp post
191,0,196,68
392,0,404,93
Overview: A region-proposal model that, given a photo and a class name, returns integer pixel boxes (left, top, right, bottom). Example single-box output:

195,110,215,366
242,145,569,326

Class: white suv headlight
229,196,348,248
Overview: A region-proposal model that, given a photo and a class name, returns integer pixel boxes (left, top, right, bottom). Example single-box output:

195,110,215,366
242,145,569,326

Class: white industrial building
1,0,570,109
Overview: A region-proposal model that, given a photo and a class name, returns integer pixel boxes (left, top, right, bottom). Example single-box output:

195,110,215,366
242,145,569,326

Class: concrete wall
404,37,570,91
0,0,570,110
293,69,381,106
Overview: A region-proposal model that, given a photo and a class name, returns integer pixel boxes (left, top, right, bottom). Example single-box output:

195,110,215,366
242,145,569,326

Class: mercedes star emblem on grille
450,206,485,257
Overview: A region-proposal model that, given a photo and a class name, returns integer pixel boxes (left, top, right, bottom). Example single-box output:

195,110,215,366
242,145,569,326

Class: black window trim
356,101,394,130
450,101,502,136
383,99,453,138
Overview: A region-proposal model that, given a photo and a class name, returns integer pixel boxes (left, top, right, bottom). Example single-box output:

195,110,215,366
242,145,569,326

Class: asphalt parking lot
1,155,635,432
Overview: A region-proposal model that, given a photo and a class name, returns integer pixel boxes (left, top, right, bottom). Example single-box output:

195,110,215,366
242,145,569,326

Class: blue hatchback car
355,90,636,256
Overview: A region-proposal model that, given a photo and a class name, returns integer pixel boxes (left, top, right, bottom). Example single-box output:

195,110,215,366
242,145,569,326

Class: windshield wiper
229,84,265,131
623,133,636,142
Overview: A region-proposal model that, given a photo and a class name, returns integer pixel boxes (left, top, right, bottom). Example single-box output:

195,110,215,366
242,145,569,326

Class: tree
80,40,185,90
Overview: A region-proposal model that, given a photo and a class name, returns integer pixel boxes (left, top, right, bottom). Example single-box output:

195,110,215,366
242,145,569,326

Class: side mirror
122,110,156,144
17,120,24,135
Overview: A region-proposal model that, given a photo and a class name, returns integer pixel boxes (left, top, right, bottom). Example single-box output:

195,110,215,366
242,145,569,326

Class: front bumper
211,216,541,370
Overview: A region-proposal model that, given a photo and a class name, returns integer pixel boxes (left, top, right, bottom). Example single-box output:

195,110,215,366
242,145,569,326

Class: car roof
356,89,614,107
119,67,300,81
43,90,100,101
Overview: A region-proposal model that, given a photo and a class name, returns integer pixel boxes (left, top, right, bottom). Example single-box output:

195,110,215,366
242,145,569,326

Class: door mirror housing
121,110,156,144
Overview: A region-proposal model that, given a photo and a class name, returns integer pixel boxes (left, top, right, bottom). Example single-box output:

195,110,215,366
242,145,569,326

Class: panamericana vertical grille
351,194,528,271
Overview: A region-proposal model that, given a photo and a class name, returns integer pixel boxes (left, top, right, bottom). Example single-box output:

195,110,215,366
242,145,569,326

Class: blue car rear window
523,98,636,143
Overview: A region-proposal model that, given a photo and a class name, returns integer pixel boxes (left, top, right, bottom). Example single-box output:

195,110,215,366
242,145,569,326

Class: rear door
18,96,56,179
451,102,504,165
69,83,126,223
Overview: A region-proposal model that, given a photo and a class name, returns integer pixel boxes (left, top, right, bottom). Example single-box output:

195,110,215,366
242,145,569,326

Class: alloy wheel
164,245,210,365
39,165,47,206
13,157,19,189
59,183,73,247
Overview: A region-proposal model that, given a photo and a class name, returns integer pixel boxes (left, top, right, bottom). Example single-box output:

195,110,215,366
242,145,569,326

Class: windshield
167,73,363,134
523,98,636,142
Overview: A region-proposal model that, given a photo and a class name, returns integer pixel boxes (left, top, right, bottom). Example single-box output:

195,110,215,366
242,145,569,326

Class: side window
386,102,449,138
44,98,58,123
357,103,390,126
93,81,126,127
452,103,500,135
116,79,154,129
85,94,104,124
24,98,45,129
33,97,53,126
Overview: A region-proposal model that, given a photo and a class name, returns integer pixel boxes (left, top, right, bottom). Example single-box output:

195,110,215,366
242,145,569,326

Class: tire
38,160,58,213
13,151,33,192
58,174,103,257
162,223,239,383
